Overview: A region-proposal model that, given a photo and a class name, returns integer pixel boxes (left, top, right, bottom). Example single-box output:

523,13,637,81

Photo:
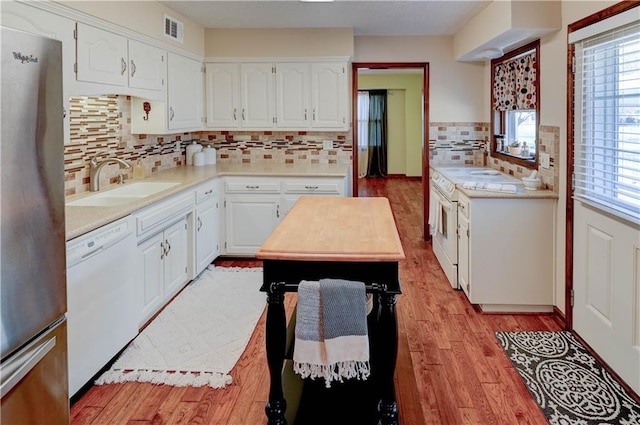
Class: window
573,18,640,223
490,40,540,167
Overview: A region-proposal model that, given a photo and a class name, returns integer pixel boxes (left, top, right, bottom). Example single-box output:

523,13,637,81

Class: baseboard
552,306,566,329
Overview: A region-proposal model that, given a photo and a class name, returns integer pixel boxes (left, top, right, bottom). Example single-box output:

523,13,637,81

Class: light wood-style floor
71,177,561,425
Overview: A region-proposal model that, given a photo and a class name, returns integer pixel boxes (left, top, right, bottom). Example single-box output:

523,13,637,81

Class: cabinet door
226,195,280,255
163,218,189,299
276,63,310,128
128,40,165,92
138,232,165,326
205,63,240,128
311,62,348,129
457,213,470,297
168,52,203,131
76,23,128,87
195,198,219,275
240,63,274,129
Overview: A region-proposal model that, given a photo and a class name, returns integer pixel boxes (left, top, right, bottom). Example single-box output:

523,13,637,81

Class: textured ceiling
159,0,492,36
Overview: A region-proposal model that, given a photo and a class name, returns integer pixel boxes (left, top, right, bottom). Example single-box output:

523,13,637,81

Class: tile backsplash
65,96,351,195
65,99,559,195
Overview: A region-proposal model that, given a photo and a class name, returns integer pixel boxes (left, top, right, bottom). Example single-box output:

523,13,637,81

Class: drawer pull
245,185,259,190
304,185,319,190
197,217,202,231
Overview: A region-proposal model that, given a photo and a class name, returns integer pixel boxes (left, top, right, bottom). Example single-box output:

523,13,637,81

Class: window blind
573,19,640,224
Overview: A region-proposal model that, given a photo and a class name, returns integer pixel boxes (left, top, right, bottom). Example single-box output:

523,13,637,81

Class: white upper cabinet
167,52,203,131
76,23,128,87
240,63,275,129
75,23,167,100
205,61,349,131
276,63,310,129
205,63,240,128
311,62,348,129
128,40,165,92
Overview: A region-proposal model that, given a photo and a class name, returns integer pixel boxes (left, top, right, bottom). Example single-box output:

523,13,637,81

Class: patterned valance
493,52,537,111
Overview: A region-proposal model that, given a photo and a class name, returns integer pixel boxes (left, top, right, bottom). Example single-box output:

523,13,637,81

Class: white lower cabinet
457,191,555,312
225,194,281,256
194,181,220,275
138,217,189,326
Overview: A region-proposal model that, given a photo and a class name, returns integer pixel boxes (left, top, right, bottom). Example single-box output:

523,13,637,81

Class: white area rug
95,266,265,389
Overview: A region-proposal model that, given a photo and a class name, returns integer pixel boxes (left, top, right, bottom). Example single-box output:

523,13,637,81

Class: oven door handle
433,188,452,210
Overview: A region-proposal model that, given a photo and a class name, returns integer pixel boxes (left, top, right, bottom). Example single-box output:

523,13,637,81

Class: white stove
429,166,519,290
431,166,519,201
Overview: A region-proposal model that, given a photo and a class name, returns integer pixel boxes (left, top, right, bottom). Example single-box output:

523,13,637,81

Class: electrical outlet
323,140,333,150
540,152,551,169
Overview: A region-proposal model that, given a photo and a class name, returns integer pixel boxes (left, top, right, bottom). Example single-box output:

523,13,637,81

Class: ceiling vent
163,14,184,44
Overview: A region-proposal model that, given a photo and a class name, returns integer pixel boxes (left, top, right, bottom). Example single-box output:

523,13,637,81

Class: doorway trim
351,62,430,240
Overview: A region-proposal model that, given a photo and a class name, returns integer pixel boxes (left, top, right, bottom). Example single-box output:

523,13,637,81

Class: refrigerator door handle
0,336,56,398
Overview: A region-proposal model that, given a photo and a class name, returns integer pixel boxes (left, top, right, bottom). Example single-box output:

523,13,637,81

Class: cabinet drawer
195,181,217,204
282,180,341,194
134,191,194,238
225,179,280,193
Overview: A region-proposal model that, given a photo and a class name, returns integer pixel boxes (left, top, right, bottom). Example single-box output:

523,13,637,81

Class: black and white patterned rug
496,331,640,425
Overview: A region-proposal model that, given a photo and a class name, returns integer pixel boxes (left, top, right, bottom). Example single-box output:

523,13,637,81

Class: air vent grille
163,14,184,43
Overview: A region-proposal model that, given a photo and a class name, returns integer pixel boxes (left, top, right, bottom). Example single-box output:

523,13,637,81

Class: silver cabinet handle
169,107,175,121
197,217,202,231
276,205,280,218
233,108,237,120
313,109,316,121
304,185,319,190
165,240,171,255
121,57,127,75
242,108,245,120
0,336,56,398
245,185,259,190
304,109,307,120
160,241,165,260
130,59,136,77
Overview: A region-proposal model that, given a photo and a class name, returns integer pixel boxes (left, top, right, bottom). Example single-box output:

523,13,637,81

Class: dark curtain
366,90,387,178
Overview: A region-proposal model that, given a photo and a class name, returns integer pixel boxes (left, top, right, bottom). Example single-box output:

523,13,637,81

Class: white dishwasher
66,215,138,397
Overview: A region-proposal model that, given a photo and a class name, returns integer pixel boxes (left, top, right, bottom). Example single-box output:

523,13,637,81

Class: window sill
491,150,537,169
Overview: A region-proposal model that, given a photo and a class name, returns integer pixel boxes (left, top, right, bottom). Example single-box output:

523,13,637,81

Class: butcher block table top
256,196,405,262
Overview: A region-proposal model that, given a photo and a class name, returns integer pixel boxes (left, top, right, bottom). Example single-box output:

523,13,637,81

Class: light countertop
65,162,349,241
457,185,558,199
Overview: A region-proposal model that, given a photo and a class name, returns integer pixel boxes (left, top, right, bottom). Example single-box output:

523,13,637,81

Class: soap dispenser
133,159,145,180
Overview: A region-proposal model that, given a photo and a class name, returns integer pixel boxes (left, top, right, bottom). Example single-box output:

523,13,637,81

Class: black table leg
376,292,399,425
265,282,287,425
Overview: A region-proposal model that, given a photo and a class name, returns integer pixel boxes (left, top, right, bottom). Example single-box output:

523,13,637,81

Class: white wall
538,0,618,314
354,36,486,123
59,0,205,55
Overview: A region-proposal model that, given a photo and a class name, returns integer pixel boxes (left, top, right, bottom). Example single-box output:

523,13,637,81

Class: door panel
573,201,640,394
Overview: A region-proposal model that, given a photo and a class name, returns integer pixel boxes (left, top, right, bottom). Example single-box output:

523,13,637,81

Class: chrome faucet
89,151,132,192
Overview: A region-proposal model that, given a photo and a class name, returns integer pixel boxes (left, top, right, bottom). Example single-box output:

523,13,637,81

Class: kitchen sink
67,182,179,207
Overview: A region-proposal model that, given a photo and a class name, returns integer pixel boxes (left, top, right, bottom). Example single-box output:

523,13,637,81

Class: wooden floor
71,177,562,425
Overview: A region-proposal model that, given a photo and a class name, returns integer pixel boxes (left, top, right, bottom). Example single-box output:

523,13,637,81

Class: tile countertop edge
65,163,350,241
457,185,559,199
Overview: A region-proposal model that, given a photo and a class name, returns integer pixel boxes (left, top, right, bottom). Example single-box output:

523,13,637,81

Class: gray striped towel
293,279,370,388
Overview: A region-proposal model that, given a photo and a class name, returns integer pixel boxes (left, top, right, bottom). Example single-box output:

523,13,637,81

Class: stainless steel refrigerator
0,26,69,424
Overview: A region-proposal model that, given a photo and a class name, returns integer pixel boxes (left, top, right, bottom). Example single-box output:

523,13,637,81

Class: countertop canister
193,151,205,166
186,141,202,166
204,146,216,165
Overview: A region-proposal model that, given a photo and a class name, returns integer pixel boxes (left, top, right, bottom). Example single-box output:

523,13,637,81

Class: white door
226,195,280,255
276,63,310,128
128,40,165,92
240,63,274,129
205,63,240,128
168,53,202,131
571,15,640,395
138,232,165,326
163,218,189,299
311,62,347,129
195,198,219,275
76,23,128,87
573,203,640,393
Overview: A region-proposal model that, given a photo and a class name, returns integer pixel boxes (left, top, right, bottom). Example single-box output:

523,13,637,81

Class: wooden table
256,196,405,425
